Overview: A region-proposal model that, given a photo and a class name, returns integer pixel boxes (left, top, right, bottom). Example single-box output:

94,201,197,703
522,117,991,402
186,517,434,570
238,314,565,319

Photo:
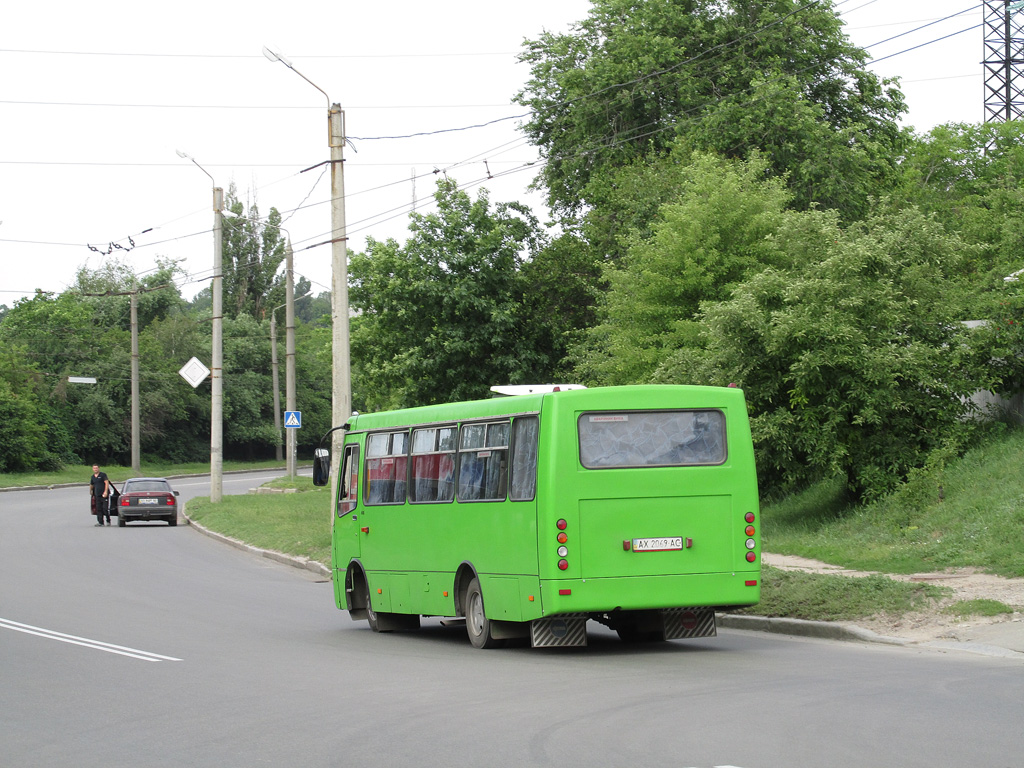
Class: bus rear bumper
539,571,761,616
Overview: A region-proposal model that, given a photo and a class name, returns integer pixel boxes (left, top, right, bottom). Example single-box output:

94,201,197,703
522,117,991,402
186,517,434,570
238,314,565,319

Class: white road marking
0,618,182,662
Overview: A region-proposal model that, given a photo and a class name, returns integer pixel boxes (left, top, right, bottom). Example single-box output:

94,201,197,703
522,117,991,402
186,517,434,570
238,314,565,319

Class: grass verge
737,566,947,622
761,426,1024,578
185,480,332,567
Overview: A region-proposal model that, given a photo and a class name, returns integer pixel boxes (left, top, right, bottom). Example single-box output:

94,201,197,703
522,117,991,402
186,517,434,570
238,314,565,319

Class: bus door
333,443,362,570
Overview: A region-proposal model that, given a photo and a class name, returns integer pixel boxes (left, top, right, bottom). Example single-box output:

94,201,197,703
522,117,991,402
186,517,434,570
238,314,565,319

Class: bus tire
362,580,387,633
466,577,503,649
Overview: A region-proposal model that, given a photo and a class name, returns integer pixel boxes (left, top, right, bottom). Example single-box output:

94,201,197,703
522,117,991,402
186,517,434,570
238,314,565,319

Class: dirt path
762,553,1024,643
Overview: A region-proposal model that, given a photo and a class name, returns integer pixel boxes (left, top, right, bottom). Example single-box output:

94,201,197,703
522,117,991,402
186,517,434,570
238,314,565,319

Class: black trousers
94,495,108,522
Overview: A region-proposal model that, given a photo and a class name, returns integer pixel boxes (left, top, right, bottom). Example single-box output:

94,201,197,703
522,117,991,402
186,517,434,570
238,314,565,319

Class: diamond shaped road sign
179,357,211,388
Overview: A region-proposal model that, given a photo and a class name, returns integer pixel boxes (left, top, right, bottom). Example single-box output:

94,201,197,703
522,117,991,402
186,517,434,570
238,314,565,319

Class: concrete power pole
329,104,353,503
211,186,225,503
285,239,297,479
130,289,141,474
270,310,283,462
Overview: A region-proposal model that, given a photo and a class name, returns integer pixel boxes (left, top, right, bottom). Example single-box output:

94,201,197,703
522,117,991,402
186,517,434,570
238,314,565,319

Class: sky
0,1,998,308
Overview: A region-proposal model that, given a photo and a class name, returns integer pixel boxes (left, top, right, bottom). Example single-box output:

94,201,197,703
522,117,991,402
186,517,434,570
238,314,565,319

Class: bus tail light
558,559,569,571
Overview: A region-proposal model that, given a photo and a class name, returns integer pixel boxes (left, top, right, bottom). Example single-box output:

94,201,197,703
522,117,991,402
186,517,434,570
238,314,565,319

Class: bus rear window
578,410,726,468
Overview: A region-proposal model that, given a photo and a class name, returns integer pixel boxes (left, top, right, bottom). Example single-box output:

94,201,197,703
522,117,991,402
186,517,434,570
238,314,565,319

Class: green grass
185,478,332,566
739,566,947,622
943,599,1015,619
761,426,1024,579
0,460,292,489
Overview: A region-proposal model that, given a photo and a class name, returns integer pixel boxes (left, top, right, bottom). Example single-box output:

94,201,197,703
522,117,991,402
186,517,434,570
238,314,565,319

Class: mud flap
662,607,716,640
530,614,588,648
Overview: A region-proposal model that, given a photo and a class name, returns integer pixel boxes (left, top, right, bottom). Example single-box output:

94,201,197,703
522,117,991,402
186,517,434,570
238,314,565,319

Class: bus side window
339,445,360,515
365,431,409,505
510,416,539,501
410,426,456,503
457,421,510,501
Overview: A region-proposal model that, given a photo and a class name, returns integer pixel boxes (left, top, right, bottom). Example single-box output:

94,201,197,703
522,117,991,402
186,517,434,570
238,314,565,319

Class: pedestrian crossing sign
284,410,301,428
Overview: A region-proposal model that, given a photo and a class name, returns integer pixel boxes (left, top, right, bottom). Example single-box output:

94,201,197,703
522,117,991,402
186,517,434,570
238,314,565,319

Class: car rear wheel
117,513,126,528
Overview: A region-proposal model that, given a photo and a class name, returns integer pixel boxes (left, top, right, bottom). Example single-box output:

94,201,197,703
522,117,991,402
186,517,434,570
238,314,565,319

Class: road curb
181,508,331,580
718,613,911,646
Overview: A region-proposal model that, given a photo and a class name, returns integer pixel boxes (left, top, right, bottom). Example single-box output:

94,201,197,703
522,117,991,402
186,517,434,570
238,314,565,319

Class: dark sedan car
116,478,179,527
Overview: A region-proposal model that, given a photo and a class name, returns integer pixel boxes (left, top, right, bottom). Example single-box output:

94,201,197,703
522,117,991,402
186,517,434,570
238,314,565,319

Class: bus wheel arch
345,562,370,620
453,563,478,618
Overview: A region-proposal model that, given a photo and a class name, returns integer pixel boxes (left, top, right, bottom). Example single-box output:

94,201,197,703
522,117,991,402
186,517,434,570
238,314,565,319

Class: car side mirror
313,448,330,486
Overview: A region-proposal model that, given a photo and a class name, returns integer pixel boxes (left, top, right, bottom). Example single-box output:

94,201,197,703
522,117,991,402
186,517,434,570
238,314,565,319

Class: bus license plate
632,537,683,552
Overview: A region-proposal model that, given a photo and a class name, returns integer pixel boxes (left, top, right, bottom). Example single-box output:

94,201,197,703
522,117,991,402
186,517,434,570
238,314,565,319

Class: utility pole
130,288,140,474
284,239,298,479
81,282,172,475
263,47,351,500
211,187,225,503
329,104,352,494
177,149,224,503
270,309,283,462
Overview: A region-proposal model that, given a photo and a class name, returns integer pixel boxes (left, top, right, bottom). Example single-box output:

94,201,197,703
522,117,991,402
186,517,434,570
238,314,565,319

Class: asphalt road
2,475,1023,768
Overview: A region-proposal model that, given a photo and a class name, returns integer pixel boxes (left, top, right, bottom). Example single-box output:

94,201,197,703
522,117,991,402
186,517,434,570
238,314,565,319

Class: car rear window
125,480,171,493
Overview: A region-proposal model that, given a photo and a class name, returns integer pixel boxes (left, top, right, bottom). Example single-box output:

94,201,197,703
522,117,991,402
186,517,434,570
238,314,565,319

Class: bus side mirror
313,448,330,486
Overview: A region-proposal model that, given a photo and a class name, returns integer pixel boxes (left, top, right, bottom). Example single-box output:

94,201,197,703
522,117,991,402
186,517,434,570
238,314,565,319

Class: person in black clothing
90,464,111,526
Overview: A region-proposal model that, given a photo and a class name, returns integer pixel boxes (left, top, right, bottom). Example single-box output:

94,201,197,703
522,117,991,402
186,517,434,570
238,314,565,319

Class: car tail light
166,496,174,505
120,498,129,506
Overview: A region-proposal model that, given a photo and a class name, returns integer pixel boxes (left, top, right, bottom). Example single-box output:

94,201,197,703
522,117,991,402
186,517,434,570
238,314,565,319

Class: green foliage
762,425,1024,578
686,205,982,500
897,121,1024,276
349,179,555,410
516,0,906,222
577,153,793,384
221,185,288,320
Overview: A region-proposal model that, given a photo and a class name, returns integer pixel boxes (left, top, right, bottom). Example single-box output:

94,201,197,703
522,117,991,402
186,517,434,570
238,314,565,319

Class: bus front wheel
465,578,503,649
361,580,386,633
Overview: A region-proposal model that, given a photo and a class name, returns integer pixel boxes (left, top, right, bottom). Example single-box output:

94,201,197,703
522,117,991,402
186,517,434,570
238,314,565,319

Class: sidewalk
726,553,1024,660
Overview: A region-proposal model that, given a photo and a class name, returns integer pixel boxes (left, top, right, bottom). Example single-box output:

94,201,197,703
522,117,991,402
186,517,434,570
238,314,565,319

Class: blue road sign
284,410,302,428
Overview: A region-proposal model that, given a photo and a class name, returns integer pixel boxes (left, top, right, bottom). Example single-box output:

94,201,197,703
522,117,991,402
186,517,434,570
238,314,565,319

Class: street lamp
263,45,352,501
176,149,224,503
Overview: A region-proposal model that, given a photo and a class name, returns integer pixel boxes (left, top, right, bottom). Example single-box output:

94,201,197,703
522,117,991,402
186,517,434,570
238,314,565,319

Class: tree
666,205,982,501
516,0,906,223
575,152,794,385
895,121,1024,281
349,179,551,410
221,185,288,321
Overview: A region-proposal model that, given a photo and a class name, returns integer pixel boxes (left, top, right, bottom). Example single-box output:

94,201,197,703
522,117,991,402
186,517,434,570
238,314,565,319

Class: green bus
313,384,760,648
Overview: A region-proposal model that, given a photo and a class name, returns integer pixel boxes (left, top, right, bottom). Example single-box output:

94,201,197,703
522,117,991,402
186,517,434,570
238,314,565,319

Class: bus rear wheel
465,578,503,649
